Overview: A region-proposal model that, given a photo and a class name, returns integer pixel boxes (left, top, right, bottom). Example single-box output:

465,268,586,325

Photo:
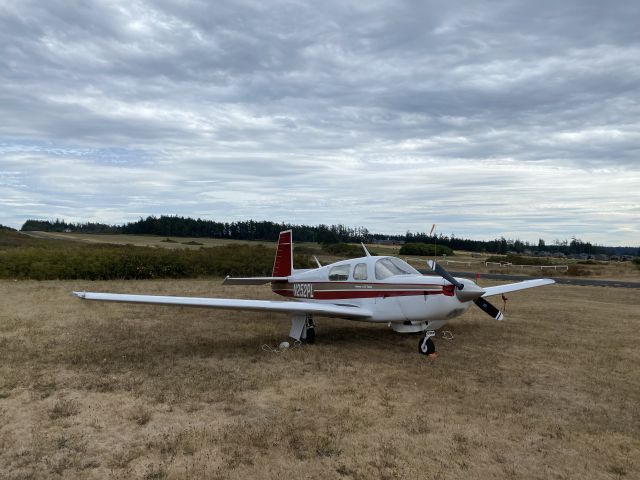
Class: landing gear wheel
304,316,315,344
418,337,436,356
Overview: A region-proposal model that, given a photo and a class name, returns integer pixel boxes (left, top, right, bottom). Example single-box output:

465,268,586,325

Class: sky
0,0,638,246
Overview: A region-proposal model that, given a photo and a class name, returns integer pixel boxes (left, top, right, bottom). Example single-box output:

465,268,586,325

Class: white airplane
74,230,555,355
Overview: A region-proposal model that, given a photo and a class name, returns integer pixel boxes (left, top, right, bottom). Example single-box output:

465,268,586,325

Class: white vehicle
74,230,554,355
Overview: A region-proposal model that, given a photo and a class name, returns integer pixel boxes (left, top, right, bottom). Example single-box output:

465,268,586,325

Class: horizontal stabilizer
222,276,288,285
73,291,372,319
482,279,555,297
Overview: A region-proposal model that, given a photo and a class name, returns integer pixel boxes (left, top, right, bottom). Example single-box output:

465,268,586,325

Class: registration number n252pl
293,283,314,298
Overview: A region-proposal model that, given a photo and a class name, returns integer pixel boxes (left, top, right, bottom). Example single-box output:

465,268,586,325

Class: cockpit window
375,257,420,280
328,264,350,281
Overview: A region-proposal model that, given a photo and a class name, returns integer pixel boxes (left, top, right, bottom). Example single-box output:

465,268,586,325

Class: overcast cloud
0,0,638,245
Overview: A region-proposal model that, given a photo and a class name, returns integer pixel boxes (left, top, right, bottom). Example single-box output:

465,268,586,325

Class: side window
353,263,368,280
328,264,350,281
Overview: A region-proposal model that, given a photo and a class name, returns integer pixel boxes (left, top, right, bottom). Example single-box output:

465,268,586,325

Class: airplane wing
481,279,555,297
73,291,372,319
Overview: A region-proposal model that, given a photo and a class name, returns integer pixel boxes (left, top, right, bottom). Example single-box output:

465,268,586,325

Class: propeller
428,260,504,320
473,297,504,321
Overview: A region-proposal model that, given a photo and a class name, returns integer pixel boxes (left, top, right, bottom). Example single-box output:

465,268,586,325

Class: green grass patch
0,231,313,280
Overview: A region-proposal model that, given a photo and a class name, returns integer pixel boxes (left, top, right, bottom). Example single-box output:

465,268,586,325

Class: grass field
1,279,638,479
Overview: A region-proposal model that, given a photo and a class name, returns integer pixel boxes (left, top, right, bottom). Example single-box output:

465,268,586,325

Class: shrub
322,243,368,257
399,243,453,256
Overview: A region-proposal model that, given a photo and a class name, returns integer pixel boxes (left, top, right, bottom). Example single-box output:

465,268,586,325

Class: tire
418,337,435,355
305,325,315,344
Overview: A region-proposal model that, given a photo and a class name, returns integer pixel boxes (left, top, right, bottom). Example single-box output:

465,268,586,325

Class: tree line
20,216,635,255
21,217,373,243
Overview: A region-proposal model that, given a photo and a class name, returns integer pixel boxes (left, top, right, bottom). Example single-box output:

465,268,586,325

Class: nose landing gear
418,330,437,356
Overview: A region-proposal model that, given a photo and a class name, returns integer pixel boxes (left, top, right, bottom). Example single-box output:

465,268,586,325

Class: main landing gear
418,330,437,356
289,313,315,344
304,315,315,344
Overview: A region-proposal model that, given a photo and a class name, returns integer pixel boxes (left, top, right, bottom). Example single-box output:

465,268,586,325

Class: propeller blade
427,260,464,290
473,298,505,321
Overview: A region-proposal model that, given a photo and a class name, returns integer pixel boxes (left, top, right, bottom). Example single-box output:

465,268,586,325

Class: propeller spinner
428,260,504,320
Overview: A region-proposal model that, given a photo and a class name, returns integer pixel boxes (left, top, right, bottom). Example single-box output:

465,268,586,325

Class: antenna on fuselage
360,242,371,257
313,256,322,268
430,224,437,264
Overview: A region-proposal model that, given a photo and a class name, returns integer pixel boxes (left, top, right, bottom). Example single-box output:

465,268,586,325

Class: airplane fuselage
271,255,477,330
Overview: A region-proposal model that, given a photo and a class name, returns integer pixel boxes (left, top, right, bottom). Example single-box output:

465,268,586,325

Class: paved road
445,271,640,289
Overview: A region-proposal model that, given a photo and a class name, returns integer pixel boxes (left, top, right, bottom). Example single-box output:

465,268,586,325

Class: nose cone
455,282,485,303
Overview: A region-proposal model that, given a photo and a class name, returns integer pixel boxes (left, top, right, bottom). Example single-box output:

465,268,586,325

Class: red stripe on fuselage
272,289,445,300
271,280,454,300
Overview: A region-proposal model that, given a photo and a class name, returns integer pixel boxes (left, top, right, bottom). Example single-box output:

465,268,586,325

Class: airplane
74,230,555,355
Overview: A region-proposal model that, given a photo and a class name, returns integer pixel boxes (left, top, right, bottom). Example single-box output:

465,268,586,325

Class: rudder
272,230,293,277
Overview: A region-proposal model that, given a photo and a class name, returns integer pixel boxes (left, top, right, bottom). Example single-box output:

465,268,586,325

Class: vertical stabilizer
272,230,293,277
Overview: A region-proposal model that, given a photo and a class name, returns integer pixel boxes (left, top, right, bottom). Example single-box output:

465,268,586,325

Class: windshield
375,257,420,280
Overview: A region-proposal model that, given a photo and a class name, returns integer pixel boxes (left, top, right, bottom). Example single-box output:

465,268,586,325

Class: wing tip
73,291,86,299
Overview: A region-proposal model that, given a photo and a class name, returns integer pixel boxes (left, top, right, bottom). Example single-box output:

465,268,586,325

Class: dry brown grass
0,279,638,479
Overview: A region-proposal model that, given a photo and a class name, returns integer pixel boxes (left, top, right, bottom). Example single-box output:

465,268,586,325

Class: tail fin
272,230,293,277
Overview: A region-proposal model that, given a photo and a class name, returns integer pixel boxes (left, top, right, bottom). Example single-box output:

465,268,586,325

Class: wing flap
481,279,555,297
73,291,371,319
